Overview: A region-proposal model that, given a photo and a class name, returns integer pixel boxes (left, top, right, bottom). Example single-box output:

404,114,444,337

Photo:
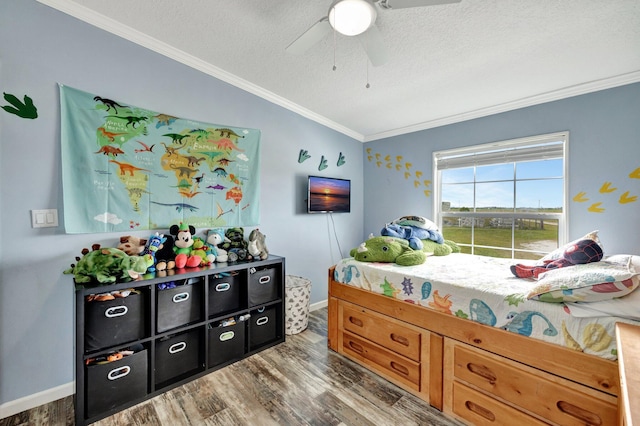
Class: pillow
391,215,439,231
527,254,639,303
538,230,602,264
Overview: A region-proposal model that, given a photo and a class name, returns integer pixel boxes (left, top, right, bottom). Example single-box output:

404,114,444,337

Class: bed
328,252,640,425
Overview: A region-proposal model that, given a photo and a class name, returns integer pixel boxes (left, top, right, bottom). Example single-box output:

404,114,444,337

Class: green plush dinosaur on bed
350,236,460,266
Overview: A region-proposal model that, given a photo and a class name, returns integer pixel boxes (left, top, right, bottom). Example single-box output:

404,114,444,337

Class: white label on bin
219,331,235,341
259,276,271,284
172,292,190,303
105,306,128,318
169,342,187,354
256,316,269,326
108,366,130,380
215,283,230,292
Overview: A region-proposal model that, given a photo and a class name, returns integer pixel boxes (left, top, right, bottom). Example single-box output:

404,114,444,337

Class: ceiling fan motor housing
328,0,378,36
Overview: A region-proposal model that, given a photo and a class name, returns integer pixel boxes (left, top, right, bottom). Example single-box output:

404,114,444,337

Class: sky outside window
441,158,563,210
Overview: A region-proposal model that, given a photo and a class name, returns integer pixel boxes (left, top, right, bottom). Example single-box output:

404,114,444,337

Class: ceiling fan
286,0,462,67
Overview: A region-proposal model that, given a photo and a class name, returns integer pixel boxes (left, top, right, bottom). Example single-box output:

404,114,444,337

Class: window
433,132,568,260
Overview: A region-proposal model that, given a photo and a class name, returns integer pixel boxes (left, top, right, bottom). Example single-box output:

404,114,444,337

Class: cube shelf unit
74,255,285,425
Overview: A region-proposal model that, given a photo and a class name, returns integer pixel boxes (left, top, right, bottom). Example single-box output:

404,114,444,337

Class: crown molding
36,0,365,142
36,1,640,144
363,70,640,142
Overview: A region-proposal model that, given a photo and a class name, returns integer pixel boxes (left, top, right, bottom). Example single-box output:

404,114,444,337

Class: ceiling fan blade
378,0,461,10
286,17,331,55
358,24,388,67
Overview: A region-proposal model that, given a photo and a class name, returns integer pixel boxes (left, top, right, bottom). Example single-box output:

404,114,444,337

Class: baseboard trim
0,382,74,419
309,299,328,311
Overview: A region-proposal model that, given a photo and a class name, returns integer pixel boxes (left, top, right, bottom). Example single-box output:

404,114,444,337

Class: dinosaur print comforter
334,253,640,360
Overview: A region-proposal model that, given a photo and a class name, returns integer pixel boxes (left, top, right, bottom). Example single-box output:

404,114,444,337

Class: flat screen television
307,175,351,213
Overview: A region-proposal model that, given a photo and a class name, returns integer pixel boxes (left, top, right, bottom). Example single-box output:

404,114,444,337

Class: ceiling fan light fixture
328,0,377,36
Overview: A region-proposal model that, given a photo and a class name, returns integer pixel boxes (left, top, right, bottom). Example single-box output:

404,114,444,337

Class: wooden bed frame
327,267,621,425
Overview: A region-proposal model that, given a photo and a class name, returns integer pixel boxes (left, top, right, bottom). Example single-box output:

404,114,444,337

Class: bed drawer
341,330,420,392
341,303,421,362
448,340,617,426
451,380,547,426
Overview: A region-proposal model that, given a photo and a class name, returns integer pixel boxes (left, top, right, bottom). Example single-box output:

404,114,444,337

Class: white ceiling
39,0,640,142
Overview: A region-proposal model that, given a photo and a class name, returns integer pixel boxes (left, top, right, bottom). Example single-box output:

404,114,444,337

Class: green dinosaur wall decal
2,92,38,119
298,149,311,163
318,155,328,171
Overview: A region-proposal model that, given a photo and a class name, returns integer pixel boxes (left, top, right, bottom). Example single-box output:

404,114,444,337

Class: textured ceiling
39,0,640,141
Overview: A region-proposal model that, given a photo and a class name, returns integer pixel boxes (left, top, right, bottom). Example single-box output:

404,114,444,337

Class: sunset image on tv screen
308,176,350,212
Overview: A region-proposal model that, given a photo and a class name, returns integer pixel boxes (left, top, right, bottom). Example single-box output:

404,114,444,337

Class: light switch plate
31,209,59,228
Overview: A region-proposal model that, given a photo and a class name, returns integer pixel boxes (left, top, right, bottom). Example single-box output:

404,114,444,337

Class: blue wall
0,0,363,411
363,83,640,255
2,0,639,415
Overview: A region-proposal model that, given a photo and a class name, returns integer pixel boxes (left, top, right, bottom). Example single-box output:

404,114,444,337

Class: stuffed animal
248,228,269,260
350,236,427,266
390,215,444,244
510,239,604,279
206,228,229,262
117,235,148,256
381,223,445,250
142,232,166,273
191,236,212,266
422,238,460,256
64,244,152,284
170,222,202,268
154,234,175,272
381,222,458,255
221,227,249,261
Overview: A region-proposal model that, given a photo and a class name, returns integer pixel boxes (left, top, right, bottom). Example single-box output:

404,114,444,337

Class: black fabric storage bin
208,321,245,367
208,273,242,317
248,267,278,306
249,306,277,348
157,278,203,333
85,293,146,352
86,349,148,418
155,329,201,385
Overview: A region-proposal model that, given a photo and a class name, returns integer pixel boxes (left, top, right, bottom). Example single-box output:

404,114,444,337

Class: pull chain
332,15,337,70
365,58,370,88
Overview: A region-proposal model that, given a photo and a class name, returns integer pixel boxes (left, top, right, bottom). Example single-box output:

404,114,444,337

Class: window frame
432,131,569,259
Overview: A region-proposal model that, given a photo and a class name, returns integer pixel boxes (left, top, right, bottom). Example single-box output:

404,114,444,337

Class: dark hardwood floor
0,309,462,425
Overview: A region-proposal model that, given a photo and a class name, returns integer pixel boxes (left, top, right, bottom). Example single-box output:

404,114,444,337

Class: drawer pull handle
390,361,409,376
465,401,496,421
348,340,364,354
219,331,235,341
107,366,131,381
390,333,410,346
557,401,602,425
259,276,271,284
215,283,231,292
256,316,269,326
105,306,128,318
467,362,497,384
348,316,364,327
169,342,187,354
172,292,190,303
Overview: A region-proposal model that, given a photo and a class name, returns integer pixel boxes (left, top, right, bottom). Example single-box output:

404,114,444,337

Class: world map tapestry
60,85,260,234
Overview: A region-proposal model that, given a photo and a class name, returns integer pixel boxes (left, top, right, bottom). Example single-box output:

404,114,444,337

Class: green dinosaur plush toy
64,244,152,285
422,238,461,256
350,236,427,266
350,236,460,266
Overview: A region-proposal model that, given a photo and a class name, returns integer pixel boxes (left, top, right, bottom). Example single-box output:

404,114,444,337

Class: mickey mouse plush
170,222,202,268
